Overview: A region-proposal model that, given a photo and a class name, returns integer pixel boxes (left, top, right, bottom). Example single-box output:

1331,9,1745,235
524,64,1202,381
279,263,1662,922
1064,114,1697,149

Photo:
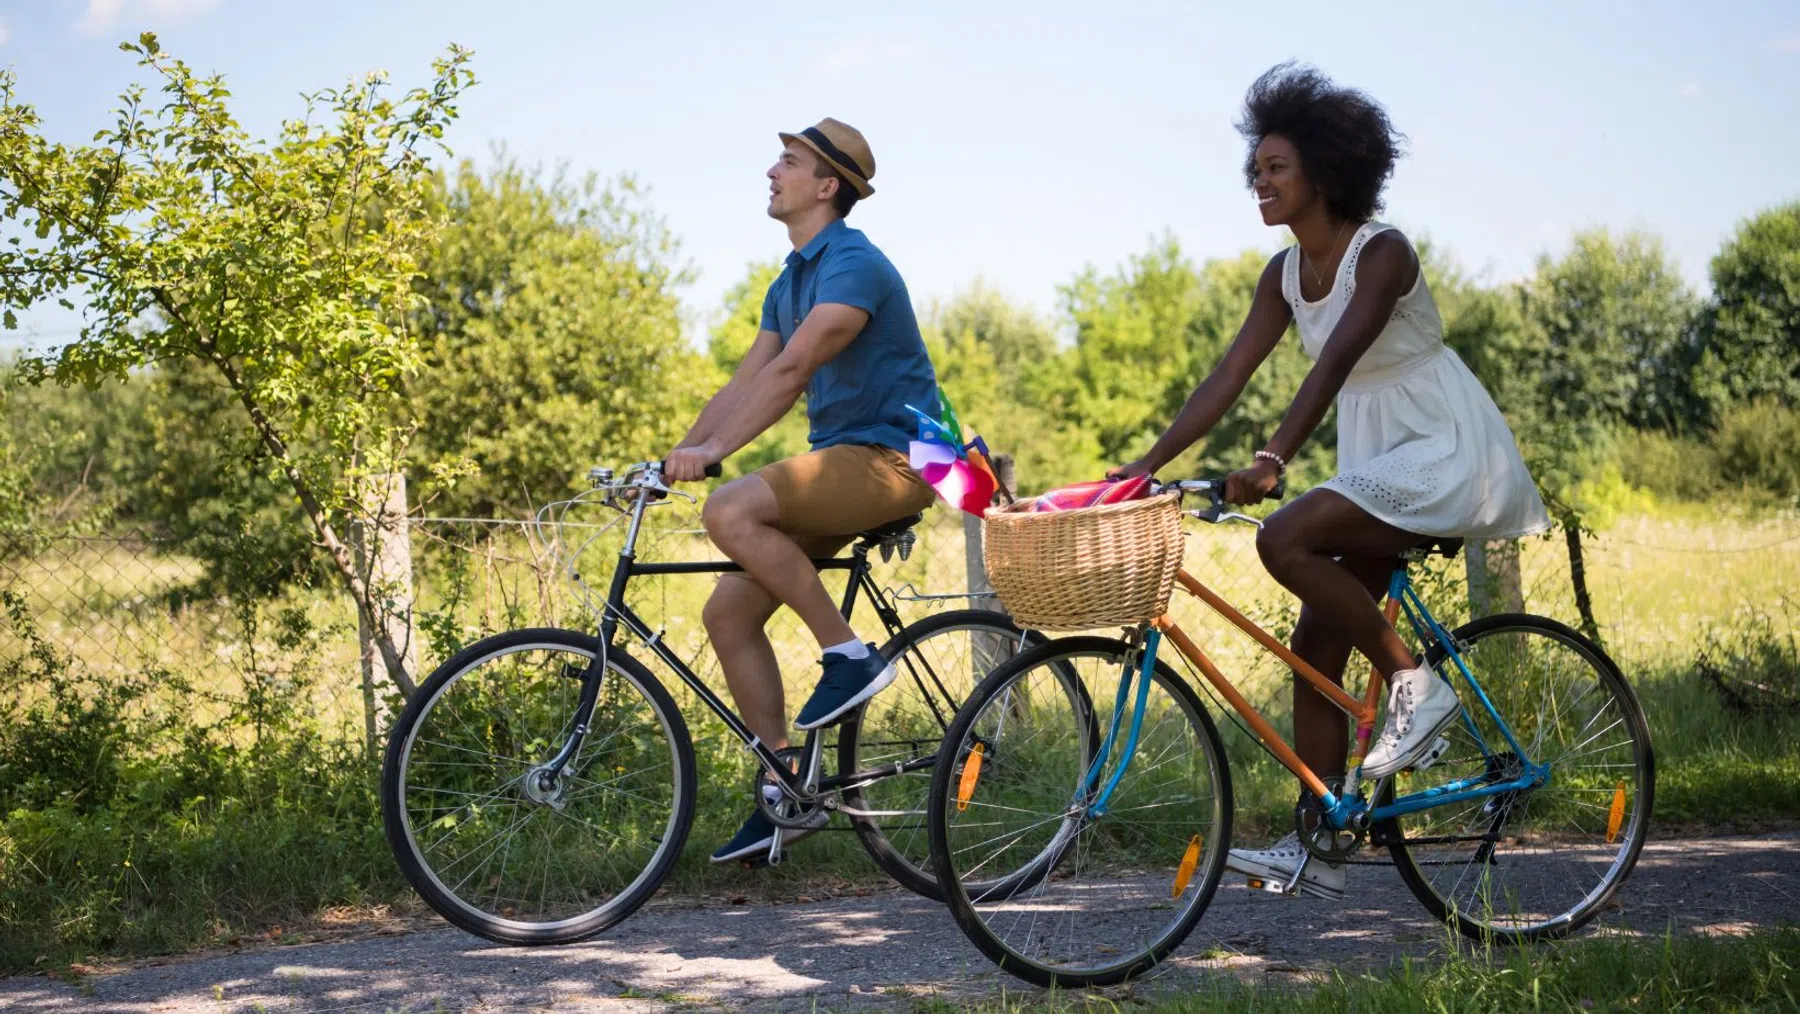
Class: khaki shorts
754,443,937,543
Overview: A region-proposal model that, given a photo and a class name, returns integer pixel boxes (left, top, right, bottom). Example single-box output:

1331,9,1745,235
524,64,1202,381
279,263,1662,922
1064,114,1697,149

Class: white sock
823,638,869,660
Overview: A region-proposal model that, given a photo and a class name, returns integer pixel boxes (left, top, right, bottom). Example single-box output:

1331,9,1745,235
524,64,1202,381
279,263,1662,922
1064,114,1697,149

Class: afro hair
1236,62,1406,222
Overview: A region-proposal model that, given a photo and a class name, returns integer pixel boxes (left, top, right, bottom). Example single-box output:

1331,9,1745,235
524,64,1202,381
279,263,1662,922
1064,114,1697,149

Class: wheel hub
522,764,569,811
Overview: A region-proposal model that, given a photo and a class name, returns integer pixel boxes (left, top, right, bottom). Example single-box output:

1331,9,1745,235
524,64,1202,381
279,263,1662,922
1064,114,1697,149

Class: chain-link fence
6,495,1796,753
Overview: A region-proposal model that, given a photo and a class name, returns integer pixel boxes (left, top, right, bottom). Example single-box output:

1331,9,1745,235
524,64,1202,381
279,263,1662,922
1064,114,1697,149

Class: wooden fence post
967,455,1016,677
1465,538,1525,618
353,471,417,755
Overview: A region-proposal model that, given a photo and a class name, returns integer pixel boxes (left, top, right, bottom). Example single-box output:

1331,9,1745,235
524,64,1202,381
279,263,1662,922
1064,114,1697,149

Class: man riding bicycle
661,118,940,863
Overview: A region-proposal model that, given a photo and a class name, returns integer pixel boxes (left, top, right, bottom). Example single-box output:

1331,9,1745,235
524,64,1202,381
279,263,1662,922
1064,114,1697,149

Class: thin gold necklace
1304,219,1350,293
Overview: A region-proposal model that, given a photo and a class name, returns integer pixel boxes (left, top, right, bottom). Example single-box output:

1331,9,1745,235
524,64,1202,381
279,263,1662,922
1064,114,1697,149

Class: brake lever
636,477,696,504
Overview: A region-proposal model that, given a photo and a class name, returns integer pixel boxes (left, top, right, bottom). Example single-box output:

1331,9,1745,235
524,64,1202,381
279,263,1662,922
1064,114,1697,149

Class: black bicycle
381,460,1080,945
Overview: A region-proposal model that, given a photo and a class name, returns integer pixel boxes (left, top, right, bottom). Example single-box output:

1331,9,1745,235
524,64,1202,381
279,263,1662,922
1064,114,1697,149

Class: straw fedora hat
778,118,876,198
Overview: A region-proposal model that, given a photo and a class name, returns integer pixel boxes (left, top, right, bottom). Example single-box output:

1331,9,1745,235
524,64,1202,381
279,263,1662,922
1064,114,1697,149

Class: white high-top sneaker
1223,833,1346,900
1363,664,1461,779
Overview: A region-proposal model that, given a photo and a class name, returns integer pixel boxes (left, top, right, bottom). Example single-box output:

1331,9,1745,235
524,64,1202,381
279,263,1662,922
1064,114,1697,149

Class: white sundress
1282,222,1550,540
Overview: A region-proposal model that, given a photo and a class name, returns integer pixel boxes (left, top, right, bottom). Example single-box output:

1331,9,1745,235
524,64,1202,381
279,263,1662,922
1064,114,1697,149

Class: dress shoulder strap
1280,245,1301,311
1341,221,1399,301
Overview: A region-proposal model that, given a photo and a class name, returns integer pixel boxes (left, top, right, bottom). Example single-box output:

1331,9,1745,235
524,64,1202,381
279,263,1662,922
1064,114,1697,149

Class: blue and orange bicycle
926,477,1654,986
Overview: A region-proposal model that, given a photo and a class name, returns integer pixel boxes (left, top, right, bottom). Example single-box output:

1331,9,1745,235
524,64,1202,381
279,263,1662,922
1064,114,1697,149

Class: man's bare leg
702,475,858,649
701,574,788,750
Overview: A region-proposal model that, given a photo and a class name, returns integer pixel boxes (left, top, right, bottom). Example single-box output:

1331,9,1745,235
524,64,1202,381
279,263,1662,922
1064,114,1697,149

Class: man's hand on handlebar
663,445,723,483
1223,458,1283,506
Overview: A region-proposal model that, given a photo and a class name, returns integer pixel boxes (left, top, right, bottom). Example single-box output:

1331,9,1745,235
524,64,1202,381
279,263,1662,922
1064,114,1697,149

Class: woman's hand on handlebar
1105,457,1156,482
1223,458,1282,505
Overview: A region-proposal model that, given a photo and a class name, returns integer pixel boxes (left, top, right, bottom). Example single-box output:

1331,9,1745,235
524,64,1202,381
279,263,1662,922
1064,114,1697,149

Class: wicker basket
981,492,1183,631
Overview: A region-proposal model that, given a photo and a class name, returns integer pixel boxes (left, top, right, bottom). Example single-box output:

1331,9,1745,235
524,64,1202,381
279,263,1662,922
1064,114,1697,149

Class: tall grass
919,928,1800,1013
2,505,1797,971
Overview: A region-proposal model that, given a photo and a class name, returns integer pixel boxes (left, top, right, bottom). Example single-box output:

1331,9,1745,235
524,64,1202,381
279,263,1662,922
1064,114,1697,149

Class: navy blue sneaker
795,644,896,730
709,804,826,864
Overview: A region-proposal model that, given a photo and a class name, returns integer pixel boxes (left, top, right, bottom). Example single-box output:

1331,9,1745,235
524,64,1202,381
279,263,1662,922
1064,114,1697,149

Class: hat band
801,127,868,182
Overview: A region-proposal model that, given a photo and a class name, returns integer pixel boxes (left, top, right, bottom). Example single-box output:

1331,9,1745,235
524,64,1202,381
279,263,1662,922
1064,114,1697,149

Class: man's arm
664,303,868,480
675,328,783,450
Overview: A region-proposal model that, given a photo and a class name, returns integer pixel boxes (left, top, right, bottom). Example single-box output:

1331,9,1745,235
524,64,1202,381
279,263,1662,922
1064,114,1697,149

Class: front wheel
1380,613,1654,943
928,636,1233,988
836,609,1068,901
381,628,696,945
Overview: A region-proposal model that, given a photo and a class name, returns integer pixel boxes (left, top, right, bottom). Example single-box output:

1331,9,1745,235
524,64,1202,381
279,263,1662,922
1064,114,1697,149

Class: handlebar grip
1269,479,1286,500
658,460,723,479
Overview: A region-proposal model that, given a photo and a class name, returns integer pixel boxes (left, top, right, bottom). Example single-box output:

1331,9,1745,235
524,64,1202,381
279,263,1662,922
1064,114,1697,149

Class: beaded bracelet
1253,449,1287,475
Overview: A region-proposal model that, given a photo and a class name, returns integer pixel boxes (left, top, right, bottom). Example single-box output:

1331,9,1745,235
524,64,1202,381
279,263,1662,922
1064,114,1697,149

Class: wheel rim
939,647,1228,979
842,619,1037,886
1392,623,1651,936
397,641,683,932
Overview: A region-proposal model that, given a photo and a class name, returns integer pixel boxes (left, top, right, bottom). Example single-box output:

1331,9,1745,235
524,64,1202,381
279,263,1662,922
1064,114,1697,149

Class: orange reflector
956,743,985,812
1171,835,1202,897
1606,780,1627,843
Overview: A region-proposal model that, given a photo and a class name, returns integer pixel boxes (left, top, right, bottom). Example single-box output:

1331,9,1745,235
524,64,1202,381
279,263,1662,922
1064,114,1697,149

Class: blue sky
3,0,1797,346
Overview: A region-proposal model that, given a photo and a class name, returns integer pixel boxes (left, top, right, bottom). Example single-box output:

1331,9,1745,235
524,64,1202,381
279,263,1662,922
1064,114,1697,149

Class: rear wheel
1381,614,1653,943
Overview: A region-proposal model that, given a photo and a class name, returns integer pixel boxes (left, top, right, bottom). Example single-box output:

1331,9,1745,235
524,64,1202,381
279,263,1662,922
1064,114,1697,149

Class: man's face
767,141,835,221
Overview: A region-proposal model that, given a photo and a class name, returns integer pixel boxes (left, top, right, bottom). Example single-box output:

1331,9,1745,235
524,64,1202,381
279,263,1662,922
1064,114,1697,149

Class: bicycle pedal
738,851,787,871
1244,877,1296,897
1404,735,1452,773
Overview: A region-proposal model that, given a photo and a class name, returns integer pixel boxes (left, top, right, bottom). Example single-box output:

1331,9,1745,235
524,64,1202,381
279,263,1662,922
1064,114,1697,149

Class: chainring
1295,778,1366,862
753,746,828,830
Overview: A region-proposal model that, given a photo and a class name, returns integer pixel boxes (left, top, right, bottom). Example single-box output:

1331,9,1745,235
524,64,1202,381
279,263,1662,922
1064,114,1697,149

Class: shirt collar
788,218,847,268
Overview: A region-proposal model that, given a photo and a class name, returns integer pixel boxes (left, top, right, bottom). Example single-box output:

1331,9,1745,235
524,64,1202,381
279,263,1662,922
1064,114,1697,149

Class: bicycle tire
382,628,696,945
1380,613,1654,943
928,635,1233,988
838,609,1084,901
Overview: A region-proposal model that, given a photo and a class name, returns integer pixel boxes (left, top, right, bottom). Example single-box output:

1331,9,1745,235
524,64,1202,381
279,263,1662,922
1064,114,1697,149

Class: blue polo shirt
759,219,938,453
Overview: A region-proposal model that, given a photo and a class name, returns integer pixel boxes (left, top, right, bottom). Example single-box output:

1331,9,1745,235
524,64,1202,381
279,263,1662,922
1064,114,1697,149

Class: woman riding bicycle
1109,62,1549,898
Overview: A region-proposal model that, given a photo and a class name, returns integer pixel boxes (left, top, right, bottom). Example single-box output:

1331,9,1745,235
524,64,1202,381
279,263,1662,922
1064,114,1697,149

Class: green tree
705,259,806,477
1520,229,1699,433
925,282,1101,492
709,260,781,373
0,33,474,692
1057,239,1323,480
1695,200,1800,415
1414,235,1536,418
409,159,709,514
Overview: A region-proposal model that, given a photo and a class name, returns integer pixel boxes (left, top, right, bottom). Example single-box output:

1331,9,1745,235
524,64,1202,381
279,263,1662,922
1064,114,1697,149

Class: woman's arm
1223,229,1419,504
1109,253,1294,478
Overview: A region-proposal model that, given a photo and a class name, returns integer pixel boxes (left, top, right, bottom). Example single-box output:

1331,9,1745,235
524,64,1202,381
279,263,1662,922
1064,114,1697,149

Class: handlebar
1154,476,1286,500
662,461,724,479
1154,475,1286,525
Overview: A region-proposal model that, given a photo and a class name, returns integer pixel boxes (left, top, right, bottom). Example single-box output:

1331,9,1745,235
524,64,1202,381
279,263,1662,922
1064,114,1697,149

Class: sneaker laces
1373,679,1418,753
1251,832,1302,861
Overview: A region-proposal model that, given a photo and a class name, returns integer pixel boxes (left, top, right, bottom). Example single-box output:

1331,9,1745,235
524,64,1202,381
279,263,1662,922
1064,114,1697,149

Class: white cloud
76,0,220,37
76,0,127,35
1679,80,1701,96
0,17,10,46
1772,34,1800,52
818,36,916,75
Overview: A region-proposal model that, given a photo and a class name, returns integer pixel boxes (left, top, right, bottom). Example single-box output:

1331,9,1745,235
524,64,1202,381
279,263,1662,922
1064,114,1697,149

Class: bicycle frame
1133,565,1549,833
541,477,966,802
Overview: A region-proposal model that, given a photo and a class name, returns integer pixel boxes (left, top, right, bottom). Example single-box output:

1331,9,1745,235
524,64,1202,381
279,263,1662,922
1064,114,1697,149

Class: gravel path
2,832,1794,1013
